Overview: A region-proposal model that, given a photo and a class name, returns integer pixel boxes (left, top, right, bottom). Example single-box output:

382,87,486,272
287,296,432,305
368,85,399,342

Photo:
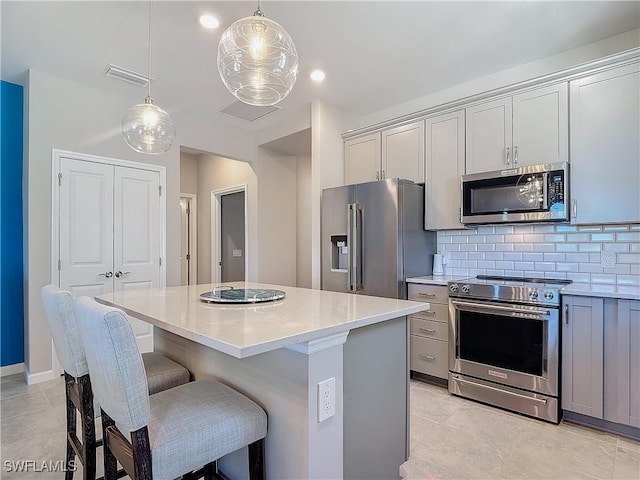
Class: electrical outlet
317,377,335,422
601,251,616,269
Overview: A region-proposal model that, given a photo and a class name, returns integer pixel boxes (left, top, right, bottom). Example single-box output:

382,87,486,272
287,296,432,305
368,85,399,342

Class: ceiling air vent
104,64,152,87
219,101,281,122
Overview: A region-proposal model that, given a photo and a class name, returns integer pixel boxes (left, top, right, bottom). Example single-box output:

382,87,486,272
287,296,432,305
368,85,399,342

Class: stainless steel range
447,275,571,424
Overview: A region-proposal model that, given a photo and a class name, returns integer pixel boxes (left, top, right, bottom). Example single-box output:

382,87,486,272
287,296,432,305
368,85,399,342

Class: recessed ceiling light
199,14,220,30
310,70,326,82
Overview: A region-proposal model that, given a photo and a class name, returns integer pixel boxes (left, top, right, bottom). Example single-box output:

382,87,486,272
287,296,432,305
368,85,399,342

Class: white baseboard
0,363,24,377
25,368,56,385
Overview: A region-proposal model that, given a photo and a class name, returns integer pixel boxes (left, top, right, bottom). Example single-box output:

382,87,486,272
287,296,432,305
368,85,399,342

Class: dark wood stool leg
248,439,265,480
101,412,118,480
64,373,77,480
78,374,97,480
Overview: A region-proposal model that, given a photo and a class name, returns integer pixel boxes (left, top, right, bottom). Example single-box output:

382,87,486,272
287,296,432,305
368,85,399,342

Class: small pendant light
217,0,299,107
122,0,175,154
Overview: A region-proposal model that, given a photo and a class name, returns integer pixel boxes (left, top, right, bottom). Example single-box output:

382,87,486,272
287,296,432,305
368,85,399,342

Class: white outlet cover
601,251,616,268
317,377,336,422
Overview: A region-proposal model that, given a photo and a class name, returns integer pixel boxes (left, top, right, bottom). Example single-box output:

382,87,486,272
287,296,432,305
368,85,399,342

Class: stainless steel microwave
461,162,569,225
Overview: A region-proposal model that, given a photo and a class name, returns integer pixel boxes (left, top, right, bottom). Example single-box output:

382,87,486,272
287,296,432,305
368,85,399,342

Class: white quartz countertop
405,275,468,286
560,283,640,301
96,282,429,358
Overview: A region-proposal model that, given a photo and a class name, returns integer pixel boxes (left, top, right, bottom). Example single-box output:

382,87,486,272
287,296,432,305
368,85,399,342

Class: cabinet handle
418,328,437,334
98,272,113,278
419,354,436,362
376,171,379,180
564,304,569,325
505,147,511,165
418,292,436,298
513,146,518,165
422,310,437,316
572,199,577,219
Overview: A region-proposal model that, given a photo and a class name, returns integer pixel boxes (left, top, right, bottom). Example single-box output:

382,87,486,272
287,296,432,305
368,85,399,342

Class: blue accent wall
1,80,25,366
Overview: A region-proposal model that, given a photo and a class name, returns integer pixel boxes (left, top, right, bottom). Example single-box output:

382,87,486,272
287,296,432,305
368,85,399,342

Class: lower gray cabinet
562,296,604,418
562,295,639,429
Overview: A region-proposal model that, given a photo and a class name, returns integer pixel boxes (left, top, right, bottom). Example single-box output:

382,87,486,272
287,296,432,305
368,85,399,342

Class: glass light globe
122,97,176,154
217,13,299,106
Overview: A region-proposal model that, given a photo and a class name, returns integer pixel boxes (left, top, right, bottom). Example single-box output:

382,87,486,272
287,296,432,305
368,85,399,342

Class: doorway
179,194,197,285
211,185,248,283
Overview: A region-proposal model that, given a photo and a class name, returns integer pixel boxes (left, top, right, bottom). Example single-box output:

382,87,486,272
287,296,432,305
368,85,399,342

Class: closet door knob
99,272,113,278
115,271,131,278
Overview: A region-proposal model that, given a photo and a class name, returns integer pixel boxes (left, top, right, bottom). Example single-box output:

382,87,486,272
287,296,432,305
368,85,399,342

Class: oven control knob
529,290,539,300
544,291,554,301
449,284,459,293
461,284,470,294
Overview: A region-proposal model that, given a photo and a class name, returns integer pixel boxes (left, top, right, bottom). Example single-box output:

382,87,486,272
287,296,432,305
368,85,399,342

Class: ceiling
2,1,639,134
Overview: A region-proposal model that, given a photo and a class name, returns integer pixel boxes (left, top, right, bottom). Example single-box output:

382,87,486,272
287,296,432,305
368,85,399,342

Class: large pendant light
122,0,175,154
217,1,299,107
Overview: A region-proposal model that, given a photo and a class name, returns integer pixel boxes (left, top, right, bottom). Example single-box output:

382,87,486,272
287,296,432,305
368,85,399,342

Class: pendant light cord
147,0,152,99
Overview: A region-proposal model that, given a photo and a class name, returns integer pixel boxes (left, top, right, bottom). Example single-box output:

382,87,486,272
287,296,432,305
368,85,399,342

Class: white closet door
59,158,114,298
114,166,161,352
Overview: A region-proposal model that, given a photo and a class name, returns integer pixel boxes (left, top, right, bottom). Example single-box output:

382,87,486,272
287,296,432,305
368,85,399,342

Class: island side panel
154,329,311,480
343,316,409,480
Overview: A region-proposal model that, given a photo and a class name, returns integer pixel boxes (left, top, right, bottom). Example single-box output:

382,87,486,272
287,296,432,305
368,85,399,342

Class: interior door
220,191,245,282
59,157,114,298
114,166,161,352
179,198,190,285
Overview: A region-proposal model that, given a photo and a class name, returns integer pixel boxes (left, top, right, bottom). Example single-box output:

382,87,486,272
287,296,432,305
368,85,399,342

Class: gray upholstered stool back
75,296,151,435
41,284,89,378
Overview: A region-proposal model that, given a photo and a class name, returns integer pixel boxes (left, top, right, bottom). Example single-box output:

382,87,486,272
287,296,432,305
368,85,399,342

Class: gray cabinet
425,110,465,230
614,300,640,428
344,132,381,184
408,283,449,379
569,62,640,224
562,296,604,418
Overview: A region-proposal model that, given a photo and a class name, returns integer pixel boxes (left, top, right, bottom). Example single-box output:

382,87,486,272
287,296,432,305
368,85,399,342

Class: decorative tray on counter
199,286,286,304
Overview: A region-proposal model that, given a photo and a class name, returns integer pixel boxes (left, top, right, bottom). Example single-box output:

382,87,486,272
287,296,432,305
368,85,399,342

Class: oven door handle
451,374,548,405
450,300,551,317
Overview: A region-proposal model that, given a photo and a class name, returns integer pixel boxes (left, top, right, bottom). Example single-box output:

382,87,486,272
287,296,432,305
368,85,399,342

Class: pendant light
122,0,175,154
217,0,299,107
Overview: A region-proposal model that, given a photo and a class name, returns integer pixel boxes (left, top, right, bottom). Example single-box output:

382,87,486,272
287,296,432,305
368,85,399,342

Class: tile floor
1,372,638,479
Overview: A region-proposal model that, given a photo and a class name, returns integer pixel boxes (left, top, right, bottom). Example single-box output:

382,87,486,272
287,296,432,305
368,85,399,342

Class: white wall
296,154,312,288
180,152,198,194
24,69,254,381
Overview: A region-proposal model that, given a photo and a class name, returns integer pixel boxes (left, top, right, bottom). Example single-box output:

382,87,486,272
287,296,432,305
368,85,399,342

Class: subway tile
523,253,544,262
485,252,503,261
495,261,514,270
451,268,470,276
445,243,461,252
507,270,525,277
556,225,578,233
459,244,478,252
515,262,535,270
523,234,545,243
566,233,590,242
545,272,567,280
533,243,555,252
477,260,495,269
469,268,485,277
611,264,630,275
603,225,629,232
590,254,603,265
591,233,615,242
578,243,602,252
460,260,478,269
556,263,579,272
504,234,524,243
578,226,603,232
450,251,468,260
446,260,461,268
617,275,640,286
631,244,640,253
468,252,485,260
475,226,495,235
513,225,533,234
452,235,469,243
631,265,640,275
467,235,486,244
495,226,514,234
591,274,617,284
631,225,640,231
486,235,505,243
514,243,534,252
524,270,541,278
544,234,566,243
604,243,629,253
579,263,603,273
503,252,523,261
566,253,590,263
566,273,592,283
495,243,515,252
556,243,578,253
532,225,556,233
616,232,640,242
618,253,640,264
534,262,555,271
543,253,565,262
477,244,495,252
486,269,505,276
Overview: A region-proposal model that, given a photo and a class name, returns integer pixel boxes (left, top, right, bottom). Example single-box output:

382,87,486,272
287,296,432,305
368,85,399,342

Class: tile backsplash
437,224,640,285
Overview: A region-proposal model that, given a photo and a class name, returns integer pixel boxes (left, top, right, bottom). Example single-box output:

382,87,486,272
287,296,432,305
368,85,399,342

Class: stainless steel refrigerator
321,178,436,298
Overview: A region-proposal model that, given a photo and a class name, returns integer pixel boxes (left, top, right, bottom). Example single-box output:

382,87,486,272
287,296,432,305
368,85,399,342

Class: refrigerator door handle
354,203,363,292
348,204,357,292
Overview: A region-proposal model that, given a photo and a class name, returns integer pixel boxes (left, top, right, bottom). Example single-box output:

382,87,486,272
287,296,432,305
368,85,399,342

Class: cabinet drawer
410,318,448,341
410,336,449,379
410,302,449,323
408,283,448,304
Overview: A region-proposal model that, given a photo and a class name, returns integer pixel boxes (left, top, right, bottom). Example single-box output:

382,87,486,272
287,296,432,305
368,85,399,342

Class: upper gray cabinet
465,83,568,174
569,62,640,225
425,110,465,230
344,120,424,185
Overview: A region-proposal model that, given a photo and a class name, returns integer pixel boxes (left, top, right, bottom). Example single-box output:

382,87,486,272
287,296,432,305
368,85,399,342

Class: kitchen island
96,282,429,480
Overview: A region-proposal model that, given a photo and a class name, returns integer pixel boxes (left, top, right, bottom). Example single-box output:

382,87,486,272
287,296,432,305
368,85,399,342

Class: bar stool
41,285,191,480
75,296,267,480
